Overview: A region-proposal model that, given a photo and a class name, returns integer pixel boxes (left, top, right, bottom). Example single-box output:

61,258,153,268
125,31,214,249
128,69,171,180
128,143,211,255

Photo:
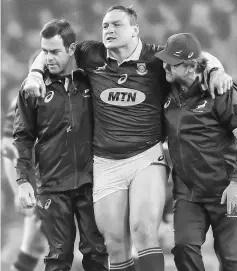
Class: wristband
30,69,44,77
16,178,29,186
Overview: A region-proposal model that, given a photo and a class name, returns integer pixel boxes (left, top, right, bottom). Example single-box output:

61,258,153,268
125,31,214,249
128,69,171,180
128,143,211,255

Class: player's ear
132,24,139,37
187,60,198,73
68,43,76,56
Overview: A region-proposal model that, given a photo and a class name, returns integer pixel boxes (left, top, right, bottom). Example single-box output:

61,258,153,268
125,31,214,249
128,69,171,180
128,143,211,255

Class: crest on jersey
136,63,147,75
44,91,54,103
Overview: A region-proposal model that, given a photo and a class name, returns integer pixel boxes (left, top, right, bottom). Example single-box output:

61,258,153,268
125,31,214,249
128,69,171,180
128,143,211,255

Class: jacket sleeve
214,83,237,182
214,83,237,132
13,85,37,181
3,97,18,138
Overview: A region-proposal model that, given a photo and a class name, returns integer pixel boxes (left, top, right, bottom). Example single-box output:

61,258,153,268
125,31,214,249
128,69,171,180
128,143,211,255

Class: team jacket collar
172,77,209,100
106,39,143,64
44,56,81,86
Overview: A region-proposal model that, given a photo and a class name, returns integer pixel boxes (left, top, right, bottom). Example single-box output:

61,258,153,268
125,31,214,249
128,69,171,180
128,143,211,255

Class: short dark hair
105,5,138,25
40,19,76,48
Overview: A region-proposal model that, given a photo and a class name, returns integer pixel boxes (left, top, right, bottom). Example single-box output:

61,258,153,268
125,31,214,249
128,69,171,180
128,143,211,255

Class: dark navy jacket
13,70,93,194
165,80,237,202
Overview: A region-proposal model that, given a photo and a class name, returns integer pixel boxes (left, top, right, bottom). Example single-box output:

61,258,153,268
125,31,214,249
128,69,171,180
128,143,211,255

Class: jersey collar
106,39,143,65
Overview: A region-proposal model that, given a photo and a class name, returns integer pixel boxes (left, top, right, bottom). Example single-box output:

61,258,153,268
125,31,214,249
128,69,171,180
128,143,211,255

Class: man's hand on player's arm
221,181,237,215
209,69,233,99
202,52,233,99
24,51,46,98
221,132,237,215
17,180,36,209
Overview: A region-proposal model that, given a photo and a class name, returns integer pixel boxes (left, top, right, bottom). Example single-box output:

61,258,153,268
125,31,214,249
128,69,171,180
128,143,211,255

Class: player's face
41,35,73,75
102,10,137,49
163,62,187,84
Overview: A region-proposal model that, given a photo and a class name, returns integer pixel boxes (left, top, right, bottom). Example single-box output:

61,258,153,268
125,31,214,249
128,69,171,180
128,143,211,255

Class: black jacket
165,79,237,202
13,70,93,194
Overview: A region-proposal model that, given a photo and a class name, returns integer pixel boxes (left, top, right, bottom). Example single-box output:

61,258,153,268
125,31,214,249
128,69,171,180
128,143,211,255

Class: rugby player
157,32,237,271
21,5,232,271
13,19,108,271
2,97,47,271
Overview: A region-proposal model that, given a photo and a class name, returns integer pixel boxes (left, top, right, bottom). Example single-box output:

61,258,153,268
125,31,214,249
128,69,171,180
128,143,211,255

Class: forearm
3,157,18,194
202,51,224,72
29,51,45,74
14,143,34,180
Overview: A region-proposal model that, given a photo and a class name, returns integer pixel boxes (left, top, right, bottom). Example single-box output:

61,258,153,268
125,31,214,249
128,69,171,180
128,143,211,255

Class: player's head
156,33,207,84
40,19,76,75
102,5,139,50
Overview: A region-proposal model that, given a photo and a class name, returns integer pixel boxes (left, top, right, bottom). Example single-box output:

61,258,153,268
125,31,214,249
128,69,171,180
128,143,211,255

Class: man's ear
69,43,76,56
132,24,139,37
188,61,198,73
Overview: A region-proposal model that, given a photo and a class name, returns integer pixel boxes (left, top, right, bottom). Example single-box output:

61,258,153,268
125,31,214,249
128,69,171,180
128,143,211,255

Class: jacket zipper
68,91,78,189
175,94,187,180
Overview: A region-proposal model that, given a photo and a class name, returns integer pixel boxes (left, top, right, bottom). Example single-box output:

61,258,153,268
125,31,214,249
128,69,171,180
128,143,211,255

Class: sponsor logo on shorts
44,199,52,209
100,88,145,106
44,91,54,103
136,63,147,75
158,155,164,161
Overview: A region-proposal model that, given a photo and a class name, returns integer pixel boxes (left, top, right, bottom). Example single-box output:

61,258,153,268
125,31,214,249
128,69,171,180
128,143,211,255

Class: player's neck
179,73,197,91
61,56,77,76
109,38,139,64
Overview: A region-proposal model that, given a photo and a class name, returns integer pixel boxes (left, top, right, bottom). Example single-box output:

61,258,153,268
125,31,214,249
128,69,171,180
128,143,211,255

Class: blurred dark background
1,0,237,270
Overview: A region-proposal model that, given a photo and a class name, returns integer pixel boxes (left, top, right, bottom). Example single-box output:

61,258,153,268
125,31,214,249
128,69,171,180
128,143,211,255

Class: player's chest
89,61,159,98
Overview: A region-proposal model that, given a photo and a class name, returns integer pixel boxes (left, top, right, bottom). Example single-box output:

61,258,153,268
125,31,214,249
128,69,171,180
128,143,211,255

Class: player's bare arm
23,45,233,98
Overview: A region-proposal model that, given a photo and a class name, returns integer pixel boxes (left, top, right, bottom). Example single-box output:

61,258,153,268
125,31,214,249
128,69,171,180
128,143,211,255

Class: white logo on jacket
44,91,54,103
164,97,171,108
93,63,107,73
193,100,207,112
44,199,52,209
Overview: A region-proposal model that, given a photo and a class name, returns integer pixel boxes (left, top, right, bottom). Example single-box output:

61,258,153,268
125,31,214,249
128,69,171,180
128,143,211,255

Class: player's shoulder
76,40,105,54
75,40,106,68
140,42,164,62
9,96,18,110
214,82,237,108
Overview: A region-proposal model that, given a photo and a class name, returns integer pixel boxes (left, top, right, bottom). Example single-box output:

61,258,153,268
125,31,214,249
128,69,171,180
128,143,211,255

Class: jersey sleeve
75,40,104,70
